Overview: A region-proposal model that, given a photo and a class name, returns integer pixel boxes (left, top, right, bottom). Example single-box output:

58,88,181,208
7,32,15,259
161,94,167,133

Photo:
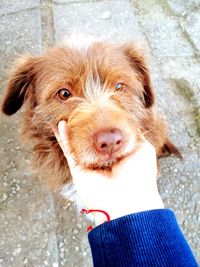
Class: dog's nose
93,128,123,155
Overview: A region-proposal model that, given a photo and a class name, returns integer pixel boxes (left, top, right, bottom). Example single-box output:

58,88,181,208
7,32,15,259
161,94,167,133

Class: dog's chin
90,158,121,170
85,151,134,171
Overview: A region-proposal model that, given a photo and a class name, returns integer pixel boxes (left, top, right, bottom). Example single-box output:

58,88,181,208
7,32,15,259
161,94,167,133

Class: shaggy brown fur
1,41,181,190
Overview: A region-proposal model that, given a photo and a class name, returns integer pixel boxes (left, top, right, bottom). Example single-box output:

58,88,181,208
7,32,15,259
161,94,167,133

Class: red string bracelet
81,208,111,231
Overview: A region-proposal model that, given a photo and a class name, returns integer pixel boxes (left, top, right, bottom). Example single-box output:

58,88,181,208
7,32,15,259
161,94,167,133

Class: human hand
54,121,164,225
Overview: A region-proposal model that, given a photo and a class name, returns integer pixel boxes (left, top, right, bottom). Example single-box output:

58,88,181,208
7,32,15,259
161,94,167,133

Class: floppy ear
1,55,37,115
121,43,155,108
160,138,182,159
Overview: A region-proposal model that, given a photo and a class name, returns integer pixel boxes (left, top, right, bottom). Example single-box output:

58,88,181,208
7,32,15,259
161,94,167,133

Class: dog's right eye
115,82,126,92
57,88,72,101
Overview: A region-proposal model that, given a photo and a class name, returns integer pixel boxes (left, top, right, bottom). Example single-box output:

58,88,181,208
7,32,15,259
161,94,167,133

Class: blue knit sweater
88,209,198,267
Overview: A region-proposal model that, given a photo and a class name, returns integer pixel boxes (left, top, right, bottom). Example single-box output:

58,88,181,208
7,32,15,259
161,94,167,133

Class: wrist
93,193,164,226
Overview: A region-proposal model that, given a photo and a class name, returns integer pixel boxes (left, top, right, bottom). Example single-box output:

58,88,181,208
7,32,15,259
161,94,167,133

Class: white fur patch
60,183,77,201
84,75,113,105
60,183,83,211
60,183,95,222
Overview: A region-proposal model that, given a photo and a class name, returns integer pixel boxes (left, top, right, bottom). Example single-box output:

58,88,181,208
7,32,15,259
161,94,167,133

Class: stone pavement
0,0,199,266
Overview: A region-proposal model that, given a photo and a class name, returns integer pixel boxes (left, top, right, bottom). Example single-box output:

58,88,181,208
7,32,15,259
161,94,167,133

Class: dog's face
1,41,180,187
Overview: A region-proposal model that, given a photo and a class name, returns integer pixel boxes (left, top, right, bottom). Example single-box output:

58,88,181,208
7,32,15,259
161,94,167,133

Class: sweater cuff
88,209,198,267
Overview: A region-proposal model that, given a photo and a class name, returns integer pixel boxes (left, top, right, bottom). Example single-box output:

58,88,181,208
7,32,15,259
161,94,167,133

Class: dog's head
1,41,179,187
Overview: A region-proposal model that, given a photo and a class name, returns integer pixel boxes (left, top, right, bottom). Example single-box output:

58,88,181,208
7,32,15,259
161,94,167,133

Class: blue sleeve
88,209,198,267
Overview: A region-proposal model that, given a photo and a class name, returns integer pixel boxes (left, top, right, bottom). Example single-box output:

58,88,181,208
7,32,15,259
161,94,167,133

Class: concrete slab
53,197,93,267
0,114,59,267
0,6,59,267
53,0,143,43
0,8,42,81
182,10,200,52
0,0,40,16
133,0,194,58
166,0,200,16
161,57,200,103
53,0,103,3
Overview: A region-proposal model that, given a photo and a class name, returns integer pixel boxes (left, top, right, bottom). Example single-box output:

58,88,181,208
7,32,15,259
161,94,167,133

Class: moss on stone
174,79,194,100
174,78,200,135
193,107,200,135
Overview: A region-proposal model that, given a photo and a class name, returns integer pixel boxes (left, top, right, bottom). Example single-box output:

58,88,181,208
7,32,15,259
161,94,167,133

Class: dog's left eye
57,88,72,100
115,82,126,91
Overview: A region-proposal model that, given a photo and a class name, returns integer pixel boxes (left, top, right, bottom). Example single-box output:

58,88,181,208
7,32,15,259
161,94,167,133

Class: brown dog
1,40,181,190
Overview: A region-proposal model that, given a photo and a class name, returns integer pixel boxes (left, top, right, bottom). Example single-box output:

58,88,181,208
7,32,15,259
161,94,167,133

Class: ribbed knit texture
88,209,198,267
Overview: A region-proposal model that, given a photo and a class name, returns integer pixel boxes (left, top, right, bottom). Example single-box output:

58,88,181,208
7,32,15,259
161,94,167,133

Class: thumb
56,120,77,170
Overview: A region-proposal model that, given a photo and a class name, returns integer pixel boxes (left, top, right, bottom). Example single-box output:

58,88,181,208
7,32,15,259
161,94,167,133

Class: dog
1,39,181,192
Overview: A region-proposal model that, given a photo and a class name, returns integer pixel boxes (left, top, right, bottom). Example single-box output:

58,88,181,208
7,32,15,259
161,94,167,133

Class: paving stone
0,8,42,82
133,0,194,58
160,57,200,105
53,0,103,3
0,115,60,267
182,10,200,52
0,166,59,266
53,0,143,43
54,196,93,267
151,62,195,143
166,0,200,16
0,0,40,16
0,7,58,267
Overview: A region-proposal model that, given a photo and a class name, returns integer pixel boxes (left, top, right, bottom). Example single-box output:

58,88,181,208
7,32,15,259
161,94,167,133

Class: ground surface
0,0,200,266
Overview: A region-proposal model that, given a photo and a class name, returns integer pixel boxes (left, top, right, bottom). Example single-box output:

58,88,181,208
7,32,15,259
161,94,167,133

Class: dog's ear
121,43,155,108
1,55,38,115
160,138,182,159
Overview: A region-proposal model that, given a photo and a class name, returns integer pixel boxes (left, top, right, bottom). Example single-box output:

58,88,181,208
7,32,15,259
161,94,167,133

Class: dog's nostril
116,140,121,145
101,143,107,148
